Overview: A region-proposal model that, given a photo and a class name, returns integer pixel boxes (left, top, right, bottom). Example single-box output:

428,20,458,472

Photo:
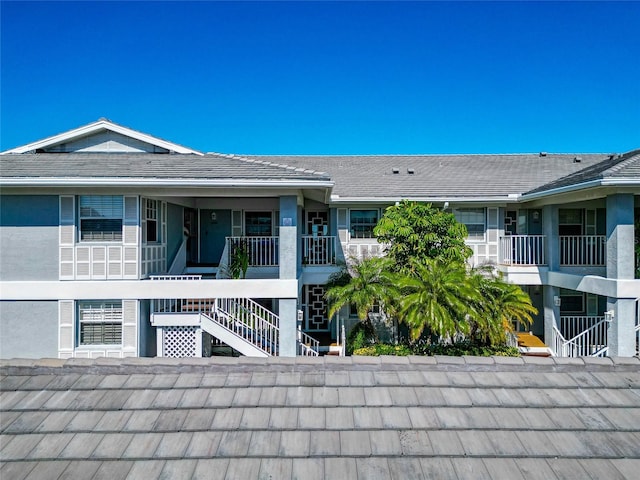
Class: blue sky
1,1,639,154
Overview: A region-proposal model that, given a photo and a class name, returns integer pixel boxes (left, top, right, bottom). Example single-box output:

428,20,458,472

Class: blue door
200,209,231,265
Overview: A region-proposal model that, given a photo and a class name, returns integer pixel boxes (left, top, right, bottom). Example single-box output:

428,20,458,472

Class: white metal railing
213,298,280,356
226,236,279,267
560,235,606,266
499,235,546,265
552,316,608,357
297,327,320,356
152,296,214,314
302,236,337,265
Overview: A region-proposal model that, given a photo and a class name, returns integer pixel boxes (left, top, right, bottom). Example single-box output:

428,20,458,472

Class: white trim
329,195,520,204
1,119,203,155
0,178,335,188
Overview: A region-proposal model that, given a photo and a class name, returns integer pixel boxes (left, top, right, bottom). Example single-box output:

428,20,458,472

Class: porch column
606,193,635,356
543,285,560,350
542,205,559,270
279,195,298,357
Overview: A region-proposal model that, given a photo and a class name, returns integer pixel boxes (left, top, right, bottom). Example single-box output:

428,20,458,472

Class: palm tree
469,267,538,344
325,256,397,322
394,259,481,341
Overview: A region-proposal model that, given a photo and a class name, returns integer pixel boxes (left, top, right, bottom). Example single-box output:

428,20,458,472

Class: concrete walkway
1,355,639,479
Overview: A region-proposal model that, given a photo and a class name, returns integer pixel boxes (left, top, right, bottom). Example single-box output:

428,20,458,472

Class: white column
278,195,299,357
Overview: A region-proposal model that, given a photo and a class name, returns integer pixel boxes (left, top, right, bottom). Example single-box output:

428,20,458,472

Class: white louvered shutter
58,300,75,357
59,196,75,279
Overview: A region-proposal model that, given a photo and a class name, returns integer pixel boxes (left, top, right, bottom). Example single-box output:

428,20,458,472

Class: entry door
200,210,231,265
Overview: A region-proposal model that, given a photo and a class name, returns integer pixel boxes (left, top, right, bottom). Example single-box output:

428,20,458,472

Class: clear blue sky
1,1,639,154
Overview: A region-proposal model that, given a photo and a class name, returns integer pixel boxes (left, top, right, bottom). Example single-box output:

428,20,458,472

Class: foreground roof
1,356,639,479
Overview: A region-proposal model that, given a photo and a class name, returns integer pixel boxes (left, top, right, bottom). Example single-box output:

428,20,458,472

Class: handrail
552,316,608,357
297,328,319,356
301,235,337,265
499,235,546,265
226,236,279,267
213,298,280,356
559,235,606,266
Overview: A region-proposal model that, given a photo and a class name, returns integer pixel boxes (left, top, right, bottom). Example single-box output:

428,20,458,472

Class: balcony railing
302,235,336,265
560,235,606,266
500,235,546,265
226,236,279,267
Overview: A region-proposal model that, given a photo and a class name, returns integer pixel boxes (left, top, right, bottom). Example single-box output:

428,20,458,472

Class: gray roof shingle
243,153,615,199
1,356,640,479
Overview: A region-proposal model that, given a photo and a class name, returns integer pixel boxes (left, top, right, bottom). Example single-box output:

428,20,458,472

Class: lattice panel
304,284,329,331
162,326,198,357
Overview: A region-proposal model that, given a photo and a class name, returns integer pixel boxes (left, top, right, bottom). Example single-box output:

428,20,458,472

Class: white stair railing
213,298,280,356
297,327,320,356
552,316,609,357
559,235,606,266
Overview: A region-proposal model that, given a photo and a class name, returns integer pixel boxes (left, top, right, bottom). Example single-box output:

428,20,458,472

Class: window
78,301,122,345
245,211,272,236
350,210,378,239
559,209,583,235
145,199,159,243
559,288,584,314
79,196,123,241
454,208,485,241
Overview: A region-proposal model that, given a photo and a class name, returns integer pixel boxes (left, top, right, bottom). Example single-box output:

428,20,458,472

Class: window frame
244,211,274,237
349,209,379,239
144,198,160,243
78,195,124,242
77,300,123,346
453,207,486,242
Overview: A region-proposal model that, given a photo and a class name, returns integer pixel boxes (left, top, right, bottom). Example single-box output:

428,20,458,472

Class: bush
346,320,378,354
351,339,520,357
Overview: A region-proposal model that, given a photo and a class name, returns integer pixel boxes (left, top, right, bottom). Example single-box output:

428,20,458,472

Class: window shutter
122,300,138,352
59,196,75,279
123,196,139,278
232,210,243,236
337,208,348,243
59,300,75,356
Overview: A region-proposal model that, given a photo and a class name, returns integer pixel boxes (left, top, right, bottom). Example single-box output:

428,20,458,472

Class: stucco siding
0,301,58,358
0,195,59,281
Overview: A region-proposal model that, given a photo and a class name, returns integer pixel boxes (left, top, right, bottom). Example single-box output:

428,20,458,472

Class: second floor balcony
499,235,607,267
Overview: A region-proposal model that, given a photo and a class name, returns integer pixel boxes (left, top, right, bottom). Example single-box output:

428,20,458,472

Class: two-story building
1,119,638,358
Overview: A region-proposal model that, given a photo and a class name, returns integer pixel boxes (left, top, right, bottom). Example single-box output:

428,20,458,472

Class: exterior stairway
151,296,318,357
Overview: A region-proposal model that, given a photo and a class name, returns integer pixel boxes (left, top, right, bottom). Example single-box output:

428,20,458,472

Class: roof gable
1,119,203,155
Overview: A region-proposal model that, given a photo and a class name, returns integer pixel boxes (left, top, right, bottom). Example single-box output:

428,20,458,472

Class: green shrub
346,320,377,354
351,339,520,357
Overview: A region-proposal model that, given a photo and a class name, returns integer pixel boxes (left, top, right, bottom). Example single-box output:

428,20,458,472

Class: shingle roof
2,356,639,479
0,154,331,182
525,149,640,195
242,153,613,199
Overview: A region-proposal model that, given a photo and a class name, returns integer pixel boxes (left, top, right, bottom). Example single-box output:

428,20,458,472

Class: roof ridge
219,152,329,177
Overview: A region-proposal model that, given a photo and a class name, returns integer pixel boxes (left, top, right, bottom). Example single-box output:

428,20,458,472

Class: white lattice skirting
161,326,198,357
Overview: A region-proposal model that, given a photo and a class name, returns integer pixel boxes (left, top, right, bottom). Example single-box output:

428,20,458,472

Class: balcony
500,235,546,266
302,235,337,266
499,234,607,267
560,235,606,266
226,236,279,267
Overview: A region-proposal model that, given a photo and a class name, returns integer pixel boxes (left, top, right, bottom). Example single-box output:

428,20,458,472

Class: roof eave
329,194,521,204
519,178,640,201
0,178,335,188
